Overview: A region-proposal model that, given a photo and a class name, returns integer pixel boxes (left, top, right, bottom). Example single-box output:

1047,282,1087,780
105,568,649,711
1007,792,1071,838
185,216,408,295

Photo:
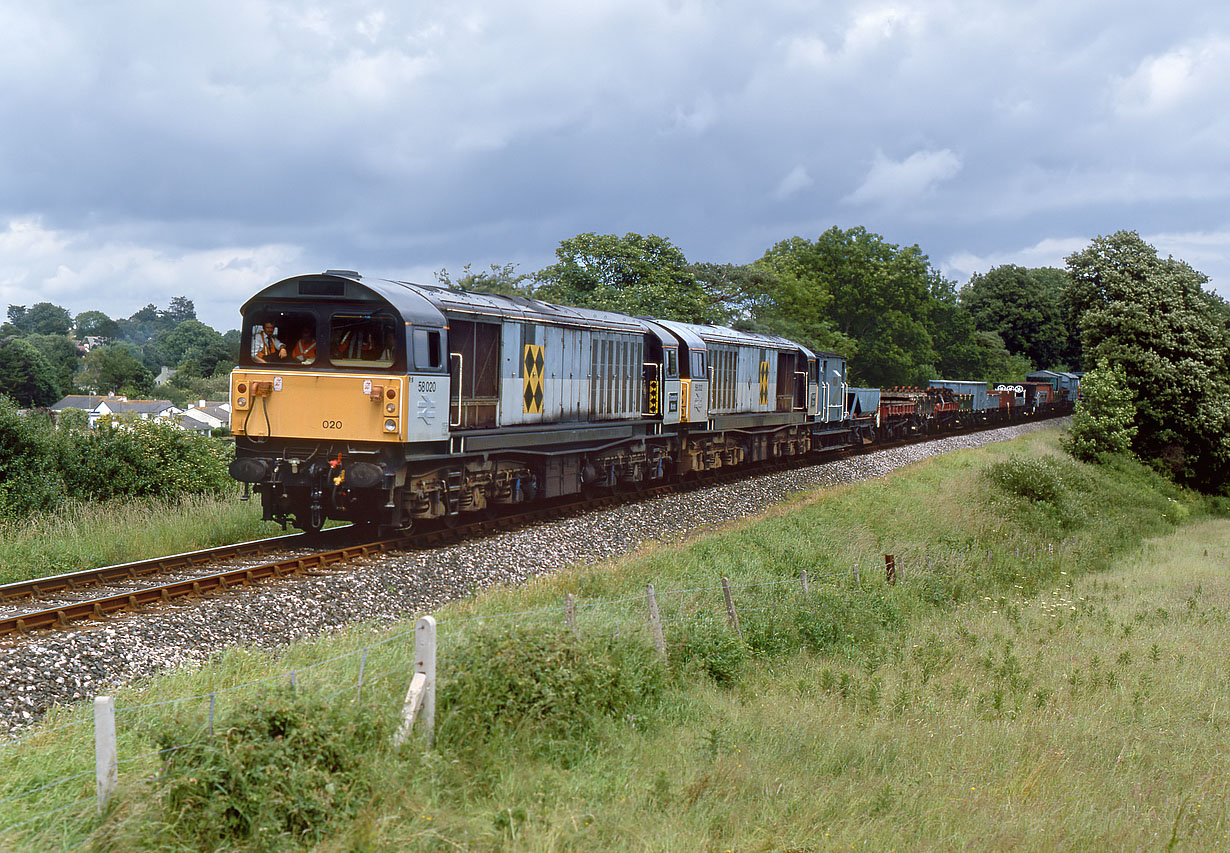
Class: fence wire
1,551,966,842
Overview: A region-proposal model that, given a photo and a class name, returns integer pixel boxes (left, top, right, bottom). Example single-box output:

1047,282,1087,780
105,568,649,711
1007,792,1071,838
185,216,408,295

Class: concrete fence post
800,569,809,595
94,696,117,813
393,614,437,748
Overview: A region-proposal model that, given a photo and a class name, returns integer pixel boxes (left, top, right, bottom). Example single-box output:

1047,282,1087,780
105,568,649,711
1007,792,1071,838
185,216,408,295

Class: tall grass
0,493,285,585
4,426,1227,850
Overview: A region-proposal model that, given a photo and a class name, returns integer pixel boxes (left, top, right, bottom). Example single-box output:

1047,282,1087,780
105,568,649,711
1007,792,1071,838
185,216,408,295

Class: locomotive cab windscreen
329,312,403,369
239,306,405,370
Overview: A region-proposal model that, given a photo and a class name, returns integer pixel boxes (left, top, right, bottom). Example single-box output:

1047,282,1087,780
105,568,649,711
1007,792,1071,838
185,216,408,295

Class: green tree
1063,360,1137,461
166,369,232,408
685,262,781,327
74,310,120,339
534,233,719,323
77,344,156,397
435,263,531,296
960,265,1077,369
116,303,166,344
756,227,940,386
152,320,231,376
4,301,73,336
222,329,242,365
746,240,850,357
161,296,197,324
57,419,232,502
1065,230,1230,489
0,337,62,406
0,395,63,517
25,333,81,395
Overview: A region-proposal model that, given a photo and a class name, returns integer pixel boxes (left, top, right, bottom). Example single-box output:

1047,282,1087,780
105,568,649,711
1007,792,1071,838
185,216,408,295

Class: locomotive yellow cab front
231,371,405,443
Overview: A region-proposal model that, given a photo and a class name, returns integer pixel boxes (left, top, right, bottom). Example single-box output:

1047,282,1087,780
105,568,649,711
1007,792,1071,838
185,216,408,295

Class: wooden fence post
885,554,897,586
721,577,742,639
94,696,117,813
565,593,577,636
646,584,666,660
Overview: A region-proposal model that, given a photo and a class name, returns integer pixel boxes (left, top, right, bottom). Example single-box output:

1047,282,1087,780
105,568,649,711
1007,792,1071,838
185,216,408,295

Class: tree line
0,297,239,408
3,225,1226,493
438,227,1079,389
440,227,1229,494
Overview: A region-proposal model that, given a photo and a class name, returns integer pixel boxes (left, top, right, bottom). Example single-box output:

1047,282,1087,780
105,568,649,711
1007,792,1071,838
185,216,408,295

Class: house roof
97,399,178,415
50,395,107,411
189,404,231,420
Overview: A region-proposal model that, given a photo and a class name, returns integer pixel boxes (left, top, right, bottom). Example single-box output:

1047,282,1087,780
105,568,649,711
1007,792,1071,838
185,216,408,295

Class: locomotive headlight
384,419,398,432
237,396,247,408
385,402,396,414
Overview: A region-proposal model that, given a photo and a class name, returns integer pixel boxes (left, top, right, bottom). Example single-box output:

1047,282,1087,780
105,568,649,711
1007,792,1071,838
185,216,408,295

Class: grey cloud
0,0,1228,331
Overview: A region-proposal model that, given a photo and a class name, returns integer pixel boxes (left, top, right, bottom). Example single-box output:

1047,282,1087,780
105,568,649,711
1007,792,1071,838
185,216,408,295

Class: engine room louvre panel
598,338,608,416
635,341,644,415
589,343,599,417
611,338,619,416
598,338,607,415
624,339,633,415
617,339,626,414
605,338,614,416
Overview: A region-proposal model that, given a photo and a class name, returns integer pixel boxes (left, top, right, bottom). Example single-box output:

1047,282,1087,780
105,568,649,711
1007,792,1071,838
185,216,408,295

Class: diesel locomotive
227,270,1073,532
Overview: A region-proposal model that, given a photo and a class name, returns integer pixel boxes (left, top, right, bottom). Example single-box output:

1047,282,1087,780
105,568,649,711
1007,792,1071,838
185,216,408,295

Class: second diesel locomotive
227,270,1073,532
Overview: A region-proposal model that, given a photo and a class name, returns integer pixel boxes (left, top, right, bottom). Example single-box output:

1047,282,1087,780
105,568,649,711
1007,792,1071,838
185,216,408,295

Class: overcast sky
2,1,1228,332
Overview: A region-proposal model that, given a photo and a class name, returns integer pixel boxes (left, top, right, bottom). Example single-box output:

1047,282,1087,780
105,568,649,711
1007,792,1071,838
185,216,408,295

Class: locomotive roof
397,281,649,333
655,318,844,360
245,271,846,359
241,271,447,327
245,271,651,334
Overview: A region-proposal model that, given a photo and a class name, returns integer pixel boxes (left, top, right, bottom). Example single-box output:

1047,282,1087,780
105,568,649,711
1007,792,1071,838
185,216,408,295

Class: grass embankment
0,494,289,585
3,427,1227,850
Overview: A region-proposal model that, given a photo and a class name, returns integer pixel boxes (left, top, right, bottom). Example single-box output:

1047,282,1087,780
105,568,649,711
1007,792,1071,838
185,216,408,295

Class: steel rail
0,540,390,637
0,527,356,603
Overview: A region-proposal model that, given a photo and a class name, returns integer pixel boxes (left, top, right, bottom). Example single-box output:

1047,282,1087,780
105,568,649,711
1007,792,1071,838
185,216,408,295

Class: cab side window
413,328,443,371
665,348,679,379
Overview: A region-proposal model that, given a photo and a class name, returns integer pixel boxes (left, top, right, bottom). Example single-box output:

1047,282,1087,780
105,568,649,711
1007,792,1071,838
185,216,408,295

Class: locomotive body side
228,271,1055,534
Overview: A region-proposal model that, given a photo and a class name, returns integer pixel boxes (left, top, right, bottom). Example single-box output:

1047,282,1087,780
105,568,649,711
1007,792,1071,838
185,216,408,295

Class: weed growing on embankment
0,494,288,585
5,426,1228,850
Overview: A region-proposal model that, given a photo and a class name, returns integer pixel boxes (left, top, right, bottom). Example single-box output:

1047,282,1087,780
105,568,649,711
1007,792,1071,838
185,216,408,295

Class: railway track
0,480,686,638
0,417,1061,639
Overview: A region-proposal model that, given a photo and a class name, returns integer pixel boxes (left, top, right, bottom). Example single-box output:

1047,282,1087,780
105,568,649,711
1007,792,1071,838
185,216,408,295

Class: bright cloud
774,166,814,201
0,218,301,331
845,149,963,206
1113,36,1230,116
